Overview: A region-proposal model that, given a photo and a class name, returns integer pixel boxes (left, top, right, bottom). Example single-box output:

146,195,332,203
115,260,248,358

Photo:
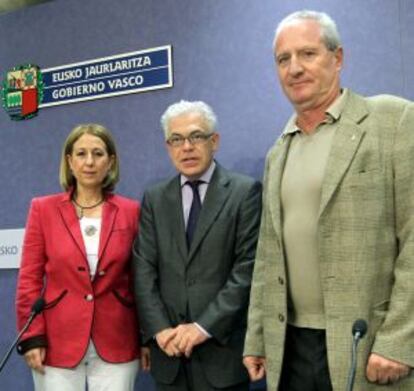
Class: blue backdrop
0,0,413,389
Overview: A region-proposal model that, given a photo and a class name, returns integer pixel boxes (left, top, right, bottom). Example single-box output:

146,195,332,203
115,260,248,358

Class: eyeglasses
166,132,214,148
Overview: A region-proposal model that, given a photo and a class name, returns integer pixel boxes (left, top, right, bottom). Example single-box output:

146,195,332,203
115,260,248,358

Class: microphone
352,319,368,339
31,298,46,315
346,319,368,391
0,297,46,373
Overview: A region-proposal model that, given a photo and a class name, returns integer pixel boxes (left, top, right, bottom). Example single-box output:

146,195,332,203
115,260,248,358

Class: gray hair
273,10,341,52
160,100,218,139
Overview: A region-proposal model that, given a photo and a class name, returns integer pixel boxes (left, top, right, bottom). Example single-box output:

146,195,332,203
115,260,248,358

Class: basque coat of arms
1,64,43,120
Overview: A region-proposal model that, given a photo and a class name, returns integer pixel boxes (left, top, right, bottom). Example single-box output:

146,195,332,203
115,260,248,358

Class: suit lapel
318,92,369,217
58,196,87,260
164,176,188,261
58,193,121,263
187,165,231,262
266,92,369,236
268,136,292,244
98,197,118,260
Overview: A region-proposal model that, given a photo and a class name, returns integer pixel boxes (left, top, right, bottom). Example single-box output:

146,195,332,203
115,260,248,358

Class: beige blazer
244,91,414,390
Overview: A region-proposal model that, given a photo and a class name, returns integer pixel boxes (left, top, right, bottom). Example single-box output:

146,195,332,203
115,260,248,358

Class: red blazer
16,191,140,367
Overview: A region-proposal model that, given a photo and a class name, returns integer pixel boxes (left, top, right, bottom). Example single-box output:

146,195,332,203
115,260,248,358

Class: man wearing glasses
133,100,262,391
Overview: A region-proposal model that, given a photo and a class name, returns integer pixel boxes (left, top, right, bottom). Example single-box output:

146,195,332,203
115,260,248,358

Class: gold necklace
72,197,104,219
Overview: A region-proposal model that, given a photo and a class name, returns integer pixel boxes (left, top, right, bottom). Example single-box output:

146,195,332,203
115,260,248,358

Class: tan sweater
281,90,348,329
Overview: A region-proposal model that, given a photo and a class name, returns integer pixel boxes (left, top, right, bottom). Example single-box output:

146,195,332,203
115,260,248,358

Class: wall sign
0,229,24,269
1,45,173,120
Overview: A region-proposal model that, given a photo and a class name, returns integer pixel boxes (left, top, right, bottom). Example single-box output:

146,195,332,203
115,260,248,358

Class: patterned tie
186,180,202,248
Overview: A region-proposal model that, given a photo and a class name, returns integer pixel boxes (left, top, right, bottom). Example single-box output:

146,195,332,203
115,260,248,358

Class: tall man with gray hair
134,100,262,390
243,10,413,391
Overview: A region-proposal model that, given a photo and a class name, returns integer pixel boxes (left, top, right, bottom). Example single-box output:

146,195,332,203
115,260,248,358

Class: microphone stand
0,298,45,373
346,319,367,391
345,331,362,391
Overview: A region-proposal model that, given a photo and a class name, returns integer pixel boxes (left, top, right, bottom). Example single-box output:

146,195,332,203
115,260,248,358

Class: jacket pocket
372,299,389,315
112,289,135,308
44,289,68,309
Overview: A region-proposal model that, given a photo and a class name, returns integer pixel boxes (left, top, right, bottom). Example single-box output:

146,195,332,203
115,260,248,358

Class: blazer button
278,313,285,322
278,276,284,285
187,279,196,286
98,270,106,276
85,294,93,301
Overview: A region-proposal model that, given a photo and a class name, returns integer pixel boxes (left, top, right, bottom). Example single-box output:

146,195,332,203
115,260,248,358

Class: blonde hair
59,123,119,191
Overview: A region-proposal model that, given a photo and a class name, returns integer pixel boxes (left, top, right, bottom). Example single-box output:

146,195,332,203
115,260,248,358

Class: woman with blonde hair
16,123,149,391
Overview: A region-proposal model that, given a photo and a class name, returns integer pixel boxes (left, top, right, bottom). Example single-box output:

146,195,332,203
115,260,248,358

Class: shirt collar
282,88,349,137
326,88,348,122
180,160,216,187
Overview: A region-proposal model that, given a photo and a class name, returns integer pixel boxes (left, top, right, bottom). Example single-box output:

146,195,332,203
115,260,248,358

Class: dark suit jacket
134,164,261,387
16,191,140,367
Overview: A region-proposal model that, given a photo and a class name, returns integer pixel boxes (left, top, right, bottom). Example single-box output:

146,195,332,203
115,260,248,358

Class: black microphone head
352,319,368,338
31,298,46,315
